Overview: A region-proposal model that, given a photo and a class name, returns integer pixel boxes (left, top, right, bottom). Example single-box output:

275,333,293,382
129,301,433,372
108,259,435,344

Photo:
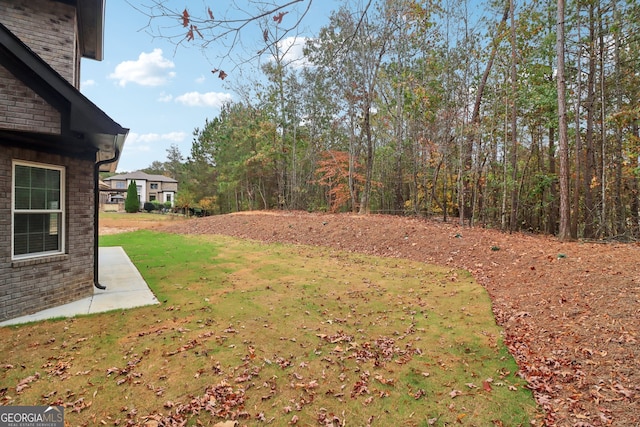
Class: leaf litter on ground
1,229,540,426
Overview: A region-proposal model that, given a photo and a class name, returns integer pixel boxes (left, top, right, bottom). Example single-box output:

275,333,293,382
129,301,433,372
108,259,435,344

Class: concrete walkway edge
0,247,159,327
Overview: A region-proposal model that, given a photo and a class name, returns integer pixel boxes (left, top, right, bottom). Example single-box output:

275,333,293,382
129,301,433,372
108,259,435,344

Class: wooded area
143,0,640,240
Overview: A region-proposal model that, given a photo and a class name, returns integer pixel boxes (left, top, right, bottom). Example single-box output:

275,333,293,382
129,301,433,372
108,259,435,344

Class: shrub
124,181,140,213
143,202,156,212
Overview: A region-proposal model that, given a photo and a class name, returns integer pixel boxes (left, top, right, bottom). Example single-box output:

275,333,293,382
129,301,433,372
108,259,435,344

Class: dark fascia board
0,22,127,172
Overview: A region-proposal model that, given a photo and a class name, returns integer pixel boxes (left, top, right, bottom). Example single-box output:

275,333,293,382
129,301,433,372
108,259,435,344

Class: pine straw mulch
143,210,639,426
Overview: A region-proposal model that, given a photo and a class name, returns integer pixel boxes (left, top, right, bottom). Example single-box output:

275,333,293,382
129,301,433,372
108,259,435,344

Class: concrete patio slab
0,247,159,327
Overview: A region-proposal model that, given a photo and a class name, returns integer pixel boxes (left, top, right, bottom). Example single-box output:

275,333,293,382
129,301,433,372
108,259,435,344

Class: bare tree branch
127,0,315,75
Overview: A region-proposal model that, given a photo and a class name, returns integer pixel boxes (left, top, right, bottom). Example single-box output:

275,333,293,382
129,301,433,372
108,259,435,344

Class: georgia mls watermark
0,406,63,427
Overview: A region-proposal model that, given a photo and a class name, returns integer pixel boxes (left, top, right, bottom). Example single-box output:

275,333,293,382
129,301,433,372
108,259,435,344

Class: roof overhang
0,21,127,173
77,0,105,60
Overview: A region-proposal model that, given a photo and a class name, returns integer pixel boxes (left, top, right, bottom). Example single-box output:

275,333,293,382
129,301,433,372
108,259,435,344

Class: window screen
13,162,65,258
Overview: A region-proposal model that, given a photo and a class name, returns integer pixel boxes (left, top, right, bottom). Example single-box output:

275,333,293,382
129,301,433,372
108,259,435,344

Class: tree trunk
582,2,597,238
348,107,359,213
548,126,557,235
358,27,388,215
571,2,583,239
631,124,640,237
509,0,518,232
465,2,510,225
597,6,607,237
359,106,374,214
613,5,625,235
501,92,509,230
556,0,571,240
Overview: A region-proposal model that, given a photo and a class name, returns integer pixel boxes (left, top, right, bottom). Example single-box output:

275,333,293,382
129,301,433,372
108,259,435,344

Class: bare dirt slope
111,210,640,426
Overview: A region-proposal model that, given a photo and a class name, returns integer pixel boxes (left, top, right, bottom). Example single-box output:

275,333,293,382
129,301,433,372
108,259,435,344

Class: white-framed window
12,161,65,259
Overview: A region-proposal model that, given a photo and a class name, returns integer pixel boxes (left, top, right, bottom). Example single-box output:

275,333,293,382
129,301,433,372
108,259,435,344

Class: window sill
12,254,69,268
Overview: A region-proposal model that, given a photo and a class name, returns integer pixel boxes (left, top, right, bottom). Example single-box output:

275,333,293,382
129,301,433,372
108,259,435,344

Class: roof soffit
76,0,105,60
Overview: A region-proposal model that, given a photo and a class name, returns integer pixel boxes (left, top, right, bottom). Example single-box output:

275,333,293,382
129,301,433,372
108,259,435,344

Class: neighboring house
103,171,178,208
0,0,128,322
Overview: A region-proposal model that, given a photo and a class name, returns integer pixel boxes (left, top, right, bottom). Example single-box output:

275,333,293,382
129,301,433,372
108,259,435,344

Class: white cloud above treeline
174,91,233,107
109,49,176,87
124,131,187,152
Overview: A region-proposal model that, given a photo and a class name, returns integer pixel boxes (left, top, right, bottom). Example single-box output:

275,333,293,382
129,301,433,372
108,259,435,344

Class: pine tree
125,180,140,213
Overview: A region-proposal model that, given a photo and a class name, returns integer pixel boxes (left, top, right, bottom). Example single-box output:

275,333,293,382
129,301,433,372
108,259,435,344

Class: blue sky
81,1,342,173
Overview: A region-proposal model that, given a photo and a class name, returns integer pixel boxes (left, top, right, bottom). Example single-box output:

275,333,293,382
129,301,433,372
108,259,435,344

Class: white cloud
109,49,176,87
270,36,310,69
123,134,152,153
81,79,96,88
157,92,173,102
118,132,189,171
125,131,187,151
174,91,233,107
195,75,206,84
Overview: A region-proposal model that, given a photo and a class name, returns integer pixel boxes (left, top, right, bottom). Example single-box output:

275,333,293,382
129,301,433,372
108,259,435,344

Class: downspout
94,147,121,290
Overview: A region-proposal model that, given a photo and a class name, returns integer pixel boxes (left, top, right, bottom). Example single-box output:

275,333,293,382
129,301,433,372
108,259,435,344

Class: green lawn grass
0,230,540,426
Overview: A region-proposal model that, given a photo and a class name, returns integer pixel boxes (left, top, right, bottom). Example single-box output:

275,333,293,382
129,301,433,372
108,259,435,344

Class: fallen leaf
613,383,634,399
16,373,40,393
449,389,462,398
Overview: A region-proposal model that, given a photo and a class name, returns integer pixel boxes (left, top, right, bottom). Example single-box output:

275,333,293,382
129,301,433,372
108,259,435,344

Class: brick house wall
0,0,74,135
0,0,78,85
0,147,95,321
0,65,62,134
0,0,106,322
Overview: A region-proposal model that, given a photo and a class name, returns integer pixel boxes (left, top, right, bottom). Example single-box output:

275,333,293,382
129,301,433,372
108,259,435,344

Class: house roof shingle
104,171,178,183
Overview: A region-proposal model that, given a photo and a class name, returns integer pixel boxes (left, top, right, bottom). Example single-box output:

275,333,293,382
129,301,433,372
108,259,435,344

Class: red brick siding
0,0,78,85
0,146,95,322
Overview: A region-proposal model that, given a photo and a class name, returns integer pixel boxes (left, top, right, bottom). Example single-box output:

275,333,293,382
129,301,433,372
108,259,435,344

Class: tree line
143,0,640,240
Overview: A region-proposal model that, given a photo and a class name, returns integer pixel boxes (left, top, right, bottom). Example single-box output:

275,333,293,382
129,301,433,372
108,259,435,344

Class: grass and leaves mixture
0,231,538,426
